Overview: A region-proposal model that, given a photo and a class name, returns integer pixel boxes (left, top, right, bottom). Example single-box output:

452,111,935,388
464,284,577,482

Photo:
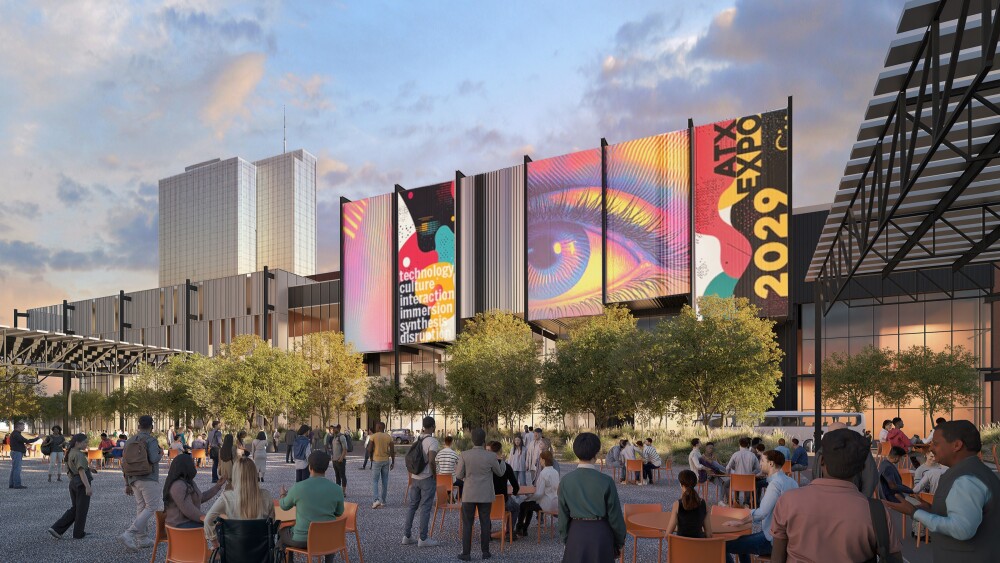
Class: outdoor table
274,499,296,529
626,511,751,537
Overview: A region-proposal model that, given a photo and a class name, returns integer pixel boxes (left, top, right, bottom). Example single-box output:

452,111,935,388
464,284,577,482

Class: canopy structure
806,0,1000,443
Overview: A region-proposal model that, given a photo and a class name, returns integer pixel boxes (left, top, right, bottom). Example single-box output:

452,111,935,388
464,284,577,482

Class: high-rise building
159,157,257,287
158,150,317,287
255,149,317,277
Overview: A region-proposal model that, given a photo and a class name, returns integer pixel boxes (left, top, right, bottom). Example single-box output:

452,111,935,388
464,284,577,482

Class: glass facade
255,150,317,277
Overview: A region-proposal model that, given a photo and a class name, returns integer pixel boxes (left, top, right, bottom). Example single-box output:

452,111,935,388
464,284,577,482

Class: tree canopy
822,345,892,413
297,331,368,429
897,345,980,428
0,366,40,424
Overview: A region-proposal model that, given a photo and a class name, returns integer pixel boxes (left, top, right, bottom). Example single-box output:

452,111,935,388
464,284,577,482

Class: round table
627,511,751,537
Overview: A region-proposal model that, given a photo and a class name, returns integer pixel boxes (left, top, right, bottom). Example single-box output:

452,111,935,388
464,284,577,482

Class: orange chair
876,442,891,463
87,449,103,470
285,518,350,563
900,470,914,490
431,484,462,538
654,457,673,482
782,460,793,477
536,508,558,544
460,495,512,553
622,504,667,563
667,535,727,562
191,448,207,467
165,525,209,563
150,511,168,563
624,459,643,485
729,474,757,508
436,473,457,501
342,502,364,563
167,448,180,464
915,492,934,547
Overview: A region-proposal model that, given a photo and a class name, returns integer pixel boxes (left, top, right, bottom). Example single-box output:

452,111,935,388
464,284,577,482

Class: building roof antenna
283,104,287,154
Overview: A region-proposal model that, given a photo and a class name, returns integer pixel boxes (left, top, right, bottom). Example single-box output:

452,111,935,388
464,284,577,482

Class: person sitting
701,442,728,475
789,438,809,473
98,433,115,466
914,450,947,494
925,417,947,443
191,434,207,450
887,417,919,468
487,441,521,538
605,439,624,479
619,439,640,484
641,438,662,485
169,436,185,456
277,451,344,563
163,453,225,528
723,450,797,563
688,438,708,484
516,450,559,536
878,419,893,444
204,457,274,549
665,470,712,538
558,432,626,561
878,446,915,502
437,435,463,497
116,434,127,448
774,438,791,460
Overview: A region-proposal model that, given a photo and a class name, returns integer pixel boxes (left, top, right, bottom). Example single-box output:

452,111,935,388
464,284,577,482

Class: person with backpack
292,425,312,483
401,416,441,548
206,421,223,483
48,433,93,540
119,415,164,553
326,424,349,494
42,425,67,483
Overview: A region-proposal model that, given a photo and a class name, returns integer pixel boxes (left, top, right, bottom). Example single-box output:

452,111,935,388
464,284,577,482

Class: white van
754,411,866,452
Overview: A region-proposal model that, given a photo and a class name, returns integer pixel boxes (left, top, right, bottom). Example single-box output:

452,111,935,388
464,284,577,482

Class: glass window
925,331,952,352
850,336,874,354
877,334,898,353
825,337,848,359
824,302,849,338
925,300,951,332
849,306,873,337
953,299,978,331
899,332,924,351
801,305,815,340
801,339,815,375
899,302,924,334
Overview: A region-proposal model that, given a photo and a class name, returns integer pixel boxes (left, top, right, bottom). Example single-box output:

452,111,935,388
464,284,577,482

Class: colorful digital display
694,108,790,317
527,149,603,321
342,194,393,352
398,182,457,344
606,130,690,302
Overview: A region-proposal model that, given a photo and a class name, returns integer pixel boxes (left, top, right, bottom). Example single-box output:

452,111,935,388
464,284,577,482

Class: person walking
42,425,67,483
163,453,225,529
206,420,223,483
368,421,394,508
359,426,372,470
284,426,297,464
723,450,798,562
277,451,345,563
119,415,164,553
219,434,236,490
557,433,627,562
8,422,40,489
327,424,348,494
292,425,312,483
48,433,94,540
204,457,274,549
456,428,505,560
402,416,441,548
885,420,1000,562
508,435,528,486
250,431,268,482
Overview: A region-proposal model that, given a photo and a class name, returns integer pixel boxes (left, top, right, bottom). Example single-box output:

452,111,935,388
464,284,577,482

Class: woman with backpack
48,433,93,539
250,431,268,482
42,425,66,483
292,425,312,483
162,453,225,528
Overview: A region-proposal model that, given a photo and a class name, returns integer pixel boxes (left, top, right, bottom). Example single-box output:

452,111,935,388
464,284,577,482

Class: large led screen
342,194,393,352
694,108,790,317
398,182,456,344
458,165,525,317
606,130,690,303
527,149,603,321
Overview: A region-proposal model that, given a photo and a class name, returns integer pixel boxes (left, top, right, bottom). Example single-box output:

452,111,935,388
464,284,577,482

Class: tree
654,296,784,434
897,345,980,429
445,310,539,429
400,371,447,417
365,376,400,427
72,390,107,430
540,306,655,428
0,366,40,424
873,354,914,415
297,331,368,429
822,346,893,414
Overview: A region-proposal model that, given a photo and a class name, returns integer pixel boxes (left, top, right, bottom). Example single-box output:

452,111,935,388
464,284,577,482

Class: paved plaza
1,451,932,563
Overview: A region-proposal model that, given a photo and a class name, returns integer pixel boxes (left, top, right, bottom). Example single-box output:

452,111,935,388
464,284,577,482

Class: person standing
251,431,268,482
359,426,372,470
557,433,626,562
368,421,394,508
119,415,163,552
456,428,505,560
207,421,223,483
327,424,348,494
292,425,312,483
402,416,441,548
641,438,662,485
885,420,1000,561
167,426,175,447
48,433,93,540
507,435,528,486
721,437,760,504
277,451,345,563
8,422,40,489
723,450,798,563
284,426,297,464
43,425,67,483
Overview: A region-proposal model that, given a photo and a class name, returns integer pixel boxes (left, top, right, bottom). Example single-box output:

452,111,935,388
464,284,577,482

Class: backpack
344,433,354,453
41,437,52,456
122,436,155,477
405,436,428,475
293,437,309,461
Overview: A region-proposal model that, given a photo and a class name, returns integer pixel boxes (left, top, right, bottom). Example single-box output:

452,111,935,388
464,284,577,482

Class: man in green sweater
278,450,344,561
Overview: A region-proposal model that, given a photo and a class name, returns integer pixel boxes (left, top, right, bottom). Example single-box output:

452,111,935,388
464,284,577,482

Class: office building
255,150,317,277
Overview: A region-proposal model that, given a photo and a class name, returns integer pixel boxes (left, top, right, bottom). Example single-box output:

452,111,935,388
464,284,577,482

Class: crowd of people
3,414,996,562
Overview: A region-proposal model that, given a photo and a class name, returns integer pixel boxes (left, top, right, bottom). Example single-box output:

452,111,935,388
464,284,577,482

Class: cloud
279,73,333,111
56,175,90,206
162,6,267,45
456,80,484,96
317,152,350,189
201,52,268,138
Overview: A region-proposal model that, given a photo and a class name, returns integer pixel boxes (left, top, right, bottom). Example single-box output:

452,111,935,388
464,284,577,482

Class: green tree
0,366,40,424
297,331,369,429
400,371,447,417
540,306,654,428
445,310,539,429
897,345,980,429
654,296,784,434
365,376,400,426
72,390,107,430
822,346,893,414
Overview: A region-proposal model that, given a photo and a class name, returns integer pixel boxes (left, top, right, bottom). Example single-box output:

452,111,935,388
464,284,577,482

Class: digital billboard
398,182,457,344
694,108,790,317
527,149,603,321
606,130,690,303
341,194,393,353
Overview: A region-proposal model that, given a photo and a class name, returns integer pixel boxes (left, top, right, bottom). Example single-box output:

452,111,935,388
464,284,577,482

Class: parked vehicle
391,428,414,444
754,411,866,452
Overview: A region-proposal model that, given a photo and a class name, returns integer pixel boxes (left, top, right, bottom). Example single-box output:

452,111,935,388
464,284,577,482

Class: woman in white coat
250,431,268,482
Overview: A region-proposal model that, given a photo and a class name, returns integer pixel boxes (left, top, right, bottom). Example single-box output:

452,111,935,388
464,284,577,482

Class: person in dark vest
885,420,1000,562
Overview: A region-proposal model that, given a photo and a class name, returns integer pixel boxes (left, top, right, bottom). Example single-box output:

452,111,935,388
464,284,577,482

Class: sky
0,0,906,324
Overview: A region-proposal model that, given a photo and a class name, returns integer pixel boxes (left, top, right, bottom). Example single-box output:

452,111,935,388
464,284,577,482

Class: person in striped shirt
641,438,662,485
436,436,463,497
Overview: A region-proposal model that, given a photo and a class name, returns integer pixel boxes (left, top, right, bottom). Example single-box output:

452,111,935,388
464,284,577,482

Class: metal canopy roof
0,325,183,379
806,0,1000,312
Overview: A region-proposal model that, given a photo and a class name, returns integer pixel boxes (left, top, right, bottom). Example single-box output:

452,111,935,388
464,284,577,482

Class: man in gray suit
455,428,505,561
